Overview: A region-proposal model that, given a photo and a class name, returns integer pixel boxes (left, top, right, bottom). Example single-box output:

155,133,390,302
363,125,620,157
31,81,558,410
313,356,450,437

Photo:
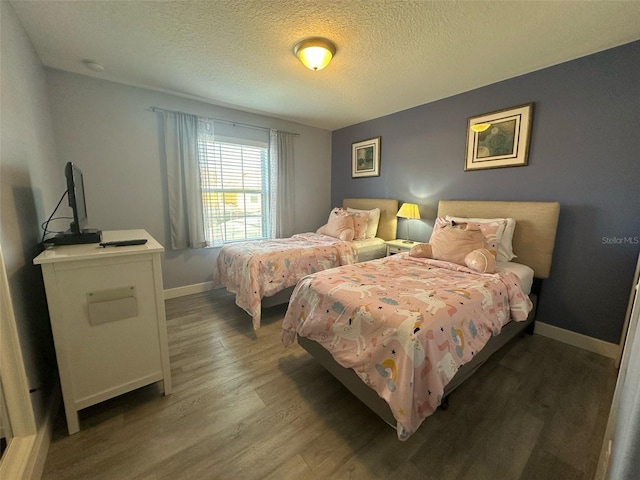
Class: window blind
198,130,270,246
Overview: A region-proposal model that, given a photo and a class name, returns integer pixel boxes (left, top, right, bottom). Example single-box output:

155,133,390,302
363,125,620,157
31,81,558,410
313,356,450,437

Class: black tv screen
65,161,88,234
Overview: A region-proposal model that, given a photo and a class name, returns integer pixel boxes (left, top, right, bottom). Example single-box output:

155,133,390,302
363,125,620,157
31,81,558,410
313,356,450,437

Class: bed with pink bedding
214,233,358,329
213,198,398,329
283,254,532,439
281,200,560,440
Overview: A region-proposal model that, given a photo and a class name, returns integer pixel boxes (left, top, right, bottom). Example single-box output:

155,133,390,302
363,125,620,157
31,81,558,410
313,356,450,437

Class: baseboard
163,282,212,299
534,321,619,359
0,387,59,480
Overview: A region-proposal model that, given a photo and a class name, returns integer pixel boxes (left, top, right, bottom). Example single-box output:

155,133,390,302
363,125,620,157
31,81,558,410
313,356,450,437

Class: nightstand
386,239,423,256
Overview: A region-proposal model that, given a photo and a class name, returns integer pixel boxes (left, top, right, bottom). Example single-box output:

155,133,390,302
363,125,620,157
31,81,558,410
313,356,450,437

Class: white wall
1,6,59,474
0,0,58,405
45,71,333,289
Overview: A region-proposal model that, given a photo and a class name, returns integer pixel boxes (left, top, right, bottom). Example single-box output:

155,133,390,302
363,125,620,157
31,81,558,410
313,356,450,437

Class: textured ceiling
10,0,640,130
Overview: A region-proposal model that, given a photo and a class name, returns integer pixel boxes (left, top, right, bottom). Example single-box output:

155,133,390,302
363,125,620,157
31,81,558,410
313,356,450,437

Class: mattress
497,261,534,295
352,237,387,262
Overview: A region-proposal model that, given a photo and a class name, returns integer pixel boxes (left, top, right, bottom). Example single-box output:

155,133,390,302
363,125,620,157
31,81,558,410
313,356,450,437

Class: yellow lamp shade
397,203,420,220
397,202,420,242
294,37,336,71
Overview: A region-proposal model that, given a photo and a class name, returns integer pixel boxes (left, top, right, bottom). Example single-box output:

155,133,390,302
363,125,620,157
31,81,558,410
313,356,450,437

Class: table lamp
396,203,420,243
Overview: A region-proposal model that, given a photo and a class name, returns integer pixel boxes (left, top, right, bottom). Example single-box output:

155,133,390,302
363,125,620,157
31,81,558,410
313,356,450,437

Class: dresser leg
65,406,80,435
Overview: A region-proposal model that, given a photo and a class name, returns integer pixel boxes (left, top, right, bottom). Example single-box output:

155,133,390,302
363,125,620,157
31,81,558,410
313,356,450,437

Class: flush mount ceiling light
294,37,336,71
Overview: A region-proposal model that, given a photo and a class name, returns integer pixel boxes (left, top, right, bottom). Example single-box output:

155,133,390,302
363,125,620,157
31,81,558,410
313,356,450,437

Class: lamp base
402,239,414,244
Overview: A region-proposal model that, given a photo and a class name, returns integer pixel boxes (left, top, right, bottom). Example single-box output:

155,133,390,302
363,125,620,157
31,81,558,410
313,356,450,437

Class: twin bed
213,198,399,329
215,198,560,440
282,200,560,440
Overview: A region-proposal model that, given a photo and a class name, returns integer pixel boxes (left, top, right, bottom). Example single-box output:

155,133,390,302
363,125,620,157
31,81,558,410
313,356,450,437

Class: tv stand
50,228,102,245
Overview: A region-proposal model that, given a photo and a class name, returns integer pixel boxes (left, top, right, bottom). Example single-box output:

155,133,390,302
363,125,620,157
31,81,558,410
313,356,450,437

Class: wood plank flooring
41,289,617,479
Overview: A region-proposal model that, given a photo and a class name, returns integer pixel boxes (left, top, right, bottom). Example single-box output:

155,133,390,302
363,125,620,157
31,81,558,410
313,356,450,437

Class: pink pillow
347,207,380,238
465,248,496,273
429,222,485,265
473,222,502,258
433,217,500,258
349,211,370,240
446,216,516,261
316,208,355,241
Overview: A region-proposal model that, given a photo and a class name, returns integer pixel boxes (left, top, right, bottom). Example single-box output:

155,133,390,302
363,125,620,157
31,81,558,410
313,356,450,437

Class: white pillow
445,216,516,262
347,207,381,239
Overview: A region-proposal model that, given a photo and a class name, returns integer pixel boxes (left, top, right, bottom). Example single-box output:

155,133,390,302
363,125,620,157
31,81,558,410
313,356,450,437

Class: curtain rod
150,107,299,136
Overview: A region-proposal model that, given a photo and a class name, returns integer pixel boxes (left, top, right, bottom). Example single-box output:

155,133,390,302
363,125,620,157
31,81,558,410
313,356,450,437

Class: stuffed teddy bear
409,222,495,273
463,247,496,273
316,208,355,241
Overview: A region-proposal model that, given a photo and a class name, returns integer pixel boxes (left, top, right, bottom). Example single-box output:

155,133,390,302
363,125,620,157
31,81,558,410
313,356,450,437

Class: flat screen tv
65,161,88,234
54,162,101,244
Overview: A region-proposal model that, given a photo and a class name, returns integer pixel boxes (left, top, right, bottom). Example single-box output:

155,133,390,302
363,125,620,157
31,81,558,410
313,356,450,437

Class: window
197,123,271,247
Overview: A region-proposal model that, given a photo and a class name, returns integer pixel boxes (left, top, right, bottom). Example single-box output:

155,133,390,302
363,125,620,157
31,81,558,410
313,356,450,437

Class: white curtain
157,110,206,250
269,129,296,238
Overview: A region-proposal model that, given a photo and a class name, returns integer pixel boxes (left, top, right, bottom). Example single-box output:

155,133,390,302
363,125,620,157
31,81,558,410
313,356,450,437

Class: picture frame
465,103,533,171
352,137,381,178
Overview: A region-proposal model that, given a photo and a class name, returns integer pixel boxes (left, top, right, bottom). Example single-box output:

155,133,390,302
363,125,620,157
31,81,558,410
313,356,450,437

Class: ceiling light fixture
294,37,336,71
82,60,105,73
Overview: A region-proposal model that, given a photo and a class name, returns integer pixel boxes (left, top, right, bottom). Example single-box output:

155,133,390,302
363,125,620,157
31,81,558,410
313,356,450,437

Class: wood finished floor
42,289,617,480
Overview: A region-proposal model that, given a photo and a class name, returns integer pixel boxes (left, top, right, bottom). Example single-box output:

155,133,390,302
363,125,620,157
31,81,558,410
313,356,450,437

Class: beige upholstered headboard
343,198,398,241
437,201,560,278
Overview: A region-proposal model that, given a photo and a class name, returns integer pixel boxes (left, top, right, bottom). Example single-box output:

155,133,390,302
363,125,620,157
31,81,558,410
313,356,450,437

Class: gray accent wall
331,40,640,344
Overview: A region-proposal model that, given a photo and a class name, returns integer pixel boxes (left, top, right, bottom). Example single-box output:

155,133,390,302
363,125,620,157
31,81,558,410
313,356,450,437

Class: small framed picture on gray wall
352,137,381,178
465,103,533,171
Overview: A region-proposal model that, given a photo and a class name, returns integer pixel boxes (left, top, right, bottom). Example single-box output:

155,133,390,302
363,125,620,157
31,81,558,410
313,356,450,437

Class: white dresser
34,229,171,434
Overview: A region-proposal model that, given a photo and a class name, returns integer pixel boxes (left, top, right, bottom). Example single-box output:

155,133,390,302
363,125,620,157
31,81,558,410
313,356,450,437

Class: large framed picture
465,103,533,171
352,137,381,178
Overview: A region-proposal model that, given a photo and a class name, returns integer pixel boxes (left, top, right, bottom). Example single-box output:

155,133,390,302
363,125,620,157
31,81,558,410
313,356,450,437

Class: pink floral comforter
282,253,532,440
213,233,357,329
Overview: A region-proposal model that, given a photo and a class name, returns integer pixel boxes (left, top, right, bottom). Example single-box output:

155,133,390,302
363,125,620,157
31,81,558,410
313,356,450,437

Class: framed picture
352,137,381,178
465,103,533,171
